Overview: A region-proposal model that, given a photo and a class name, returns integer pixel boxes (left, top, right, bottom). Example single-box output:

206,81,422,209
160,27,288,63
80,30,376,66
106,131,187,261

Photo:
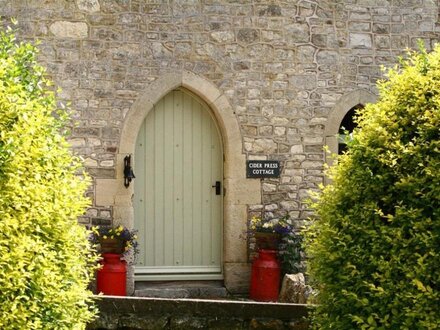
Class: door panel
134,89,223,279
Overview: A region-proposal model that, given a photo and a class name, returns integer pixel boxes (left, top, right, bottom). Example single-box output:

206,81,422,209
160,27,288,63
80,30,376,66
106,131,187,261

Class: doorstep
134,280,229,299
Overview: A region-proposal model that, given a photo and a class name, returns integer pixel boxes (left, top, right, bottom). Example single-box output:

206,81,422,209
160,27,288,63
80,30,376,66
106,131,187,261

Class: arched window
338,104,363,154
324,90,377,183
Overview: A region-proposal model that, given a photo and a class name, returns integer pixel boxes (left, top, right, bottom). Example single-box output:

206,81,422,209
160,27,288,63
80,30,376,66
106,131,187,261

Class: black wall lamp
123,155,135,188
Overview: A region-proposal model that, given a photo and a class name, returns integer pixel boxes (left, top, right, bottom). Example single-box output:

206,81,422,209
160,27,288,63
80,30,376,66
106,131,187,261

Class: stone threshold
134,280,229,299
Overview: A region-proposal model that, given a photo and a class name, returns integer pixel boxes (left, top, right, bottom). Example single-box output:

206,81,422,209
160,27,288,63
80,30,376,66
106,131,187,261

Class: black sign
246,160,280,178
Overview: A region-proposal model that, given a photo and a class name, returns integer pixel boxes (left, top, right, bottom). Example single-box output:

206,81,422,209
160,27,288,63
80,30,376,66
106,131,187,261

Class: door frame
96,71,261,294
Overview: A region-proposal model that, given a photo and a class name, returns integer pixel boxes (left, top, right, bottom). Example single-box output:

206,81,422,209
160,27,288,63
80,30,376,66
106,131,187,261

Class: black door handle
212,181,221,195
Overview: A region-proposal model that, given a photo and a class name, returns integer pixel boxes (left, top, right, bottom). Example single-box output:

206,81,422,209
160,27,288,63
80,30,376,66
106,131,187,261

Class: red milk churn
97,253,126,296
249,249,281,302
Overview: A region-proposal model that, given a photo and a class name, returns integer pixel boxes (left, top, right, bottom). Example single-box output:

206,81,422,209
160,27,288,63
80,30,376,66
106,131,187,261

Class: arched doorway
109,71,260,293
133,89,223,280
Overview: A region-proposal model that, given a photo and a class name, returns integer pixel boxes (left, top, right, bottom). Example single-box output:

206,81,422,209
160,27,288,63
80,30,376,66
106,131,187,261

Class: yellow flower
91,226,100,235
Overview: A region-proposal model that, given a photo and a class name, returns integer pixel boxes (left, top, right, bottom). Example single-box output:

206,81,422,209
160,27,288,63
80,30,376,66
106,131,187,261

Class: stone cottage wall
1,0,439,290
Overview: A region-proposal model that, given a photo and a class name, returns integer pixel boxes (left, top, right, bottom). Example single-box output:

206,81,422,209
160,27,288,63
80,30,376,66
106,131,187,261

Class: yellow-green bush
0,24,97,329
305,45,440,329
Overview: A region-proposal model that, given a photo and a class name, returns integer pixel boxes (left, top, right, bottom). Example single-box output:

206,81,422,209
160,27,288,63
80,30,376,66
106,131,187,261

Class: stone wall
87,296,310,330
1,0,439,290
2,0,437,225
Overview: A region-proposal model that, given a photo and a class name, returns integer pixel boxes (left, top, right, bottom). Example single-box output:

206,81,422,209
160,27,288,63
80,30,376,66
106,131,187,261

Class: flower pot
254,232,281,251
99,238,125,254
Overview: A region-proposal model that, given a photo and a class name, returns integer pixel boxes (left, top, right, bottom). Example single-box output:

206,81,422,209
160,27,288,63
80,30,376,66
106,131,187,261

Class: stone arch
98,71,260,293
324,89,377,168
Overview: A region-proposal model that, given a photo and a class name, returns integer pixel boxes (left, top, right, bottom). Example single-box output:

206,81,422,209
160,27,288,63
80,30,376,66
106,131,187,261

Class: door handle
212,181,221,195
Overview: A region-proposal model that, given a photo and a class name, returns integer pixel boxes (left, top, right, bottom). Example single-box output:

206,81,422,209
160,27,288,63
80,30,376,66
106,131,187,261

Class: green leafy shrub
279,229,304,276
305,45,440,329
0,23,97,329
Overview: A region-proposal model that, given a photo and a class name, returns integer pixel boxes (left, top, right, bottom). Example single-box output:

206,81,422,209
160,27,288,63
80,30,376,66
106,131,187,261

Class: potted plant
249,215,292,250
89,225,138,296
89,225,139,261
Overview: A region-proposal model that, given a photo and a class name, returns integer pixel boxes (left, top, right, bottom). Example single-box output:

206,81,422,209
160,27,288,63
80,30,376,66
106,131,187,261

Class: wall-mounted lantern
123,155,135,188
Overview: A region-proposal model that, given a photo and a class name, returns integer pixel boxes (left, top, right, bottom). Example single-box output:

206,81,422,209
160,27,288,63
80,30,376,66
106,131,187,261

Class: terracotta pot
254,232,281,251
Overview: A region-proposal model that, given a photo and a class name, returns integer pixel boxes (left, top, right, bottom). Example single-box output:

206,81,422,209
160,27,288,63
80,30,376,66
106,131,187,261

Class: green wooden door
134,89,223,280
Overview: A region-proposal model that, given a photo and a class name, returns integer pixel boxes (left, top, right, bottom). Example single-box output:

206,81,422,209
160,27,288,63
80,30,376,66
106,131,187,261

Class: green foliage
0,24,98,329
279,230,304,276
305,45,440,329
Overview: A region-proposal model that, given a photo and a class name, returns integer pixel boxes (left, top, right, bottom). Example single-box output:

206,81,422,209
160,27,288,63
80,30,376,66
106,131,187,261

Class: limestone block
151,42,173,59
49,21,88,38
210,31,234,43
264,203,278,211
182,71,221,105
286,23,310,43
274,126,286,136
224,204,248,262
289,75,316,90
237,28,259,43
224,262,251,294
349,33,372,48
280,200,299,211
210,95,242,152
279,273,307,303
316,50,339,65
69,138,86,147
224,177,261,205
290,144,304,154
84,157,98,167
296,45,316,63
253,138,278,153
95,179,118,207
262,183,277,192
76,0,100,12
375,35,390,49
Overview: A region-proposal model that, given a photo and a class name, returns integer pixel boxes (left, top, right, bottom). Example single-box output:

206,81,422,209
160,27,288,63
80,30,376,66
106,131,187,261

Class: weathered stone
207,318,244,329
237,28,259,43
262,183,277,192
49,21,88,38
290,145,303,154
249,318,284,330
280,200,299,211
73,128,100,137
87,168,115,179
316,50,339,64
375,35,390,49
286,23,310,43
258,4,282,17
76,0,100,12
279,273,307,304
253,138,278,153
287,320,311,330
349,33,372,48
259,125,273,135
84,158,98,167
289,75,316,90
297,46,317,63
210,31,235,43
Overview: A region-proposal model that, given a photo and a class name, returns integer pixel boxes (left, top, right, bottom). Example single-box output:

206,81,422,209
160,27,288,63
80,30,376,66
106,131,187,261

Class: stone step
134,281,229,299
135,287,228,299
